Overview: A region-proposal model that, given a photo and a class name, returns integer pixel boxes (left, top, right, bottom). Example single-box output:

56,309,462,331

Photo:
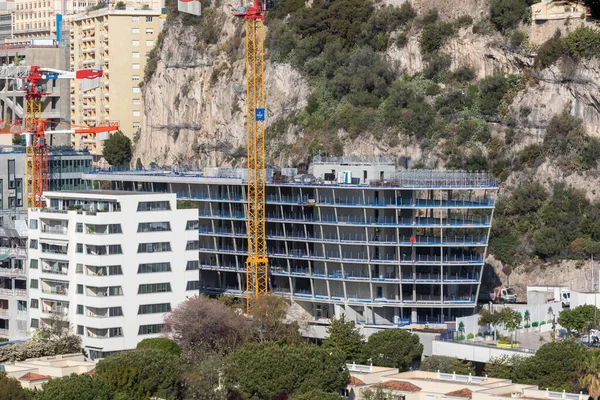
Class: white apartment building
27,191,199,359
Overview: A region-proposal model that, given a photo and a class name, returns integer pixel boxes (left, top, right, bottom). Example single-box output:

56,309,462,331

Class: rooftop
19,372,50,382
376,381,422,392
445,388,473,398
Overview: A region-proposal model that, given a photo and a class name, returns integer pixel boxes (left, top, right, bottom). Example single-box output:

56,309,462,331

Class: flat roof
44,190,173,197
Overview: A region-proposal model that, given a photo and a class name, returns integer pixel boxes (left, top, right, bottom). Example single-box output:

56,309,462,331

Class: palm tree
581,351,600,400
524,310,531,328
458,321,465,341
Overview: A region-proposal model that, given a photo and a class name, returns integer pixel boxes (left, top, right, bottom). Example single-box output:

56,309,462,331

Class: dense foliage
96,349,182,400
489,0,532,32
35,373,113,400
558,305,600,334
322,315,366,363
536,27,600,69
486,341,587,392
136,337,181,357
365,329,423,371
102,131,132,167
420,355,475,375
224,342,349,399
0,373,32,400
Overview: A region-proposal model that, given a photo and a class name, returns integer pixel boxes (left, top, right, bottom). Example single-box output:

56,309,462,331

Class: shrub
510,30,526,47
466,333,475,339
535,30,565,69
396,32,408,48
456,15,474,28
490,0,531,32
532,321,539,327
540,321,546,325
137,338,181,357
452,66,476,82
478,75,509,116
563,26,600,59
420,22,456,53
525,324,531,329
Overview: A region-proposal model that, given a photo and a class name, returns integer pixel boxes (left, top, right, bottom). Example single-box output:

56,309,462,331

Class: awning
40,239,68,247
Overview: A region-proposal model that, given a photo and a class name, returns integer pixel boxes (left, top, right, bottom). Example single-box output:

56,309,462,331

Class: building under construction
84,158,498,326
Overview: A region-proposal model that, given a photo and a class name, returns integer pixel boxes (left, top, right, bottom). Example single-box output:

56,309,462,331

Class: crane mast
237,1,268,312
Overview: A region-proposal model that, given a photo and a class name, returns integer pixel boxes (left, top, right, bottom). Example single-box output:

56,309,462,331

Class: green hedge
532,321,539,327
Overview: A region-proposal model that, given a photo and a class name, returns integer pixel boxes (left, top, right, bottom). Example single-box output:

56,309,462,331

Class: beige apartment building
69,8,162,155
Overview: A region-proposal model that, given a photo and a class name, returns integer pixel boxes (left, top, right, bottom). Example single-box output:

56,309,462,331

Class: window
76,243,83,253
132,63,140,70
133,123,141,129
133,99,141,105
109,307,123,317
30,279,38,289
77,304,83,314
132,52,140,58
133,87,140,93
109,327,123,337
77,284,83,294
186,260,199,270
109,266,123,275
30,219,38,229
76,223,83,233
108,286,123,296
139,324,163,335
186,220,199,230
108,245,122,254
137,242,171,253
17,300,26,311
77,325,84,335
29,239,38,249
133,111,141,117
138,303,171,314
31,319,39,329
132,75,140,81
76,263,83,274
109,224,122,234
186,281,200,291
131,16,139,22
146,28,153,34
145,16,153,22
138,283,171,294
138,262,171,273
8,160,15,189
30,299,38,309
138,222,171,232
186,241,200,251
146,40,154,46
30,259,38,269
137,201,171,211
132,28,139,34
132,40,139,46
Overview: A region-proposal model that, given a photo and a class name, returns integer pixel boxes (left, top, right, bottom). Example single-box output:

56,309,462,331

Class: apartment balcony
41,225,67,235
0,288,27,297
0,247,27,259
86,327,123,339
40,243,68,255
40,260,68,276
41,304,68,316
0,328,8,337
41,280,68,296
83,59,96,66
0,267,26,277
0,309,8,317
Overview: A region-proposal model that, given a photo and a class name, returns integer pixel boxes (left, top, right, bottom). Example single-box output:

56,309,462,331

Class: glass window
109,307,123,317
146,40,154,46
186,281,200,291
109,327,123,337
132,40,139,46
109,224,122,234
138,324,163,335
138,263,171,273
186,220,199,230
132,52,140,59
137,242,171,253
133,110,141,117
108,245,122,254
138,222,171,232
133,87,140,93
138,303,171,314
132,63,140,70
77,284,83,294
76,223,83,233
131,16,139,22
108,286,123,296
76,263,83,274
76,243,83,253
132,28,139,34
145,16,153,22
30,279,38,289
138,283,171,294
31,319,39,329
29,240,38,249
17,300,26,311
186,241,200,251
30,219,38,229
30,259,38,269
77,304,83,314
30,299,38,308
186,260,199,270
109,265,123,275
145,28,153,34
77,325,83,335
137,201,171,211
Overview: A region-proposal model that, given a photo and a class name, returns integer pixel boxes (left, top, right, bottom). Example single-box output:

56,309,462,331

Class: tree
102,130,132,166
135,158,143,170
500,308,522,347
478,308,503,342
289,389,343,400
115,1,126,9
35,373,113,400
249,295,303,343
362,387,406,400
524,310,531,327
322,315,365,363
136,337,181,357
512,340,586,391
365,329,423,371
96,349,182,399
0,373,33,400
581,351,600,400
484,355,523,380
420,355,474,375
163,295,250,363
458,321,465,340
181,355,227,400
224,342,349,399
490,0,532,31
558,304,600,334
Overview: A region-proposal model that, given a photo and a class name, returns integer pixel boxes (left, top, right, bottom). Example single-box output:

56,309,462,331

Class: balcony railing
0,288,26,297
0,268,26,277
41,287,68,296
41,268,68,275
41,226,68,234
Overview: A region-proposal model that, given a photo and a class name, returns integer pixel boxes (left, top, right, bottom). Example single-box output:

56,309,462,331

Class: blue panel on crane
45,73,59,79
255,108,265,121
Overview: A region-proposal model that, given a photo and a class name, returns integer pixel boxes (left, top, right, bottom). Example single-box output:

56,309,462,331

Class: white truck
526,286,570,308
479,286,517,303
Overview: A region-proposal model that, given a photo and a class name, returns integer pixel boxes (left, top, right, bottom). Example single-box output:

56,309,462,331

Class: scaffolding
387,170,497,188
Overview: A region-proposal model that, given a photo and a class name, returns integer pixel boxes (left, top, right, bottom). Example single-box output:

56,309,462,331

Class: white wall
28,192,198,356
432,340,535,364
